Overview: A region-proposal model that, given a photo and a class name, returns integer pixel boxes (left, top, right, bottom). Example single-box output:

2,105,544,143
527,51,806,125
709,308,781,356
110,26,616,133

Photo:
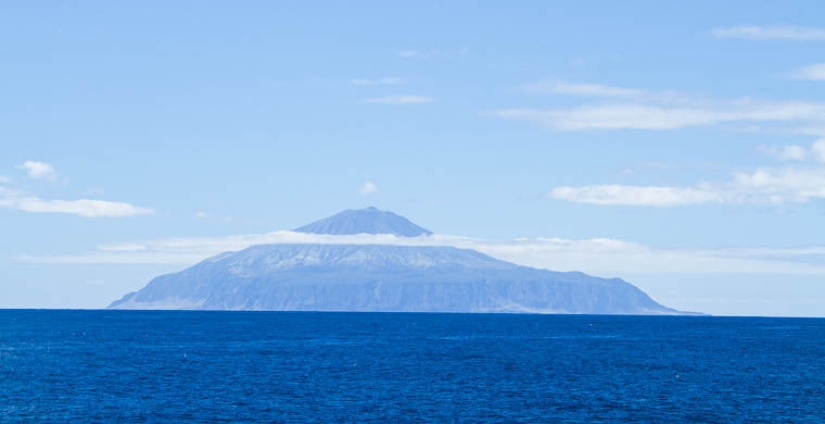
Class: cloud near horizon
551,166,825,207
11,231,825,278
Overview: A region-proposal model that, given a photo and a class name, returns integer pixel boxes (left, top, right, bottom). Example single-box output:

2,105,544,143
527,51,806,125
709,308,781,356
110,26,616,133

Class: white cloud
551,185,723,207
792,126,825,137
813,139,825,162
779,146,808,160
790,63,825,81
553,138,825,208
18,161,59,182
710,25,825,41
0,175,10,184
351,77,405,86
363,95,434,105
0,187,154,217
551,166,825,207
357,181,379,196
762,144,809,161
492,100,825,131
13,231,825,278
524,81,644,98
733,167,825,203
195,211,209,219
761,139,825,163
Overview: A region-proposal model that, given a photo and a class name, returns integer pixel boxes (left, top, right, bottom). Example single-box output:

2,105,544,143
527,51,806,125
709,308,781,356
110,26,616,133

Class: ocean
1,310,822,422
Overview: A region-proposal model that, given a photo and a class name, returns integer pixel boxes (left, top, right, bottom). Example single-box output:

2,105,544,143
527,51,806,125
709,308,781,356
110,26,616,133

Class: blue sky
2,1,825,316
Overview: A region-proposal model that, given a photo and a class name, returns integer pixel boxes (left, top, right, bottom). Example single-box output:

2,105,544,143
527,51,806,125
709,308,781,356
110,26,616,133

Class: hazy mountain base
110,244,679,315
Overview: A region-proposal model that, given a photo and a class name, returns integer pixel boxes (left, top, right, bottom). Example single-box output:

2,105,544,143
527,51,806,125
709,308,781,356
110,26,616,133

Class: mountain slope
109,243,676,314
294,207,432,237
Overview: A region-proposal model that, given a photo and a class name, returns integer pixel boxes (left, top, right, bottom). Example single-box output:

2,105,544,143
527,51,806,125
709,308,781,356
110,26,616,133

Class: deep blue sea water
1,311,823,423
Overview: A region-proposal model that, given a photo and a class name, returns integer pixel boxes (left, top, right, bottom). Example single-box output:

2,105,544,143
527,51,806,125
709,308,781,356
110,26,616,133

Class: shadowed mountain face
110,208,680,314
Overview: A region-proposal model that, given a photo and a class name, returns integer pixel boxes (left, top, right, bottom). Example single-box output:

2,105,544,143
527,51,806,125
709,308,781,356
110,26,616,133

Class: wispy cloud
790,63,825,81
551,185,722,207
0,175,10,184
492,99,825,131
524,80,644,98
350,77,405,86
493,105,707,130
396,50,421,58
13,231,825,278
98,242,148,252
551,166,825,207
357,181,379,196
523,80,697,106
395,47,469,59
18,161,59,182
0,187,154,217
363,95,434,105
499,78,825,132
710,25,825,41
195,211,209,219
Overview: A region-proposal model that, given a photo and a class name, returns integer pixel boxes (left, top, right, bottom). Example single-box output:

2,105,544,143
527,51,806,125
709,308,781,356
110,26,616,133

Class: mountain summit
294,206,432,237
109,208,681,314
